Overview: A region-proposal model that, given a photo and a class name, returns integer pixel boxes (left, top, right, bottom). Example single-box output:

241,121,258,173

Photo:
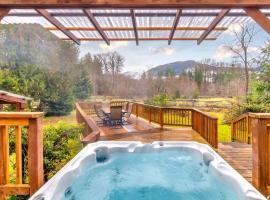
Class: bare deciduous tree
96,51,124,94
228,24,257,96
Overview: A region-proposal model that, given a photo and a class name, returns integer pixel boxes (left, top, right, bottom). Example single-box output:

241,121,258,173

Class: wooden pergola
0,0,269,45
0,90,32,111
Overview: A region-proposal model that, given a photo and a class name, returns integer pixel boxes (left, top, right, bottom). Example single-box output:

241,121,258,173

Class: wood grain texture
251,118,270,195
1,0,270,8
9,11,269,18
28,117,44,195
15,126,22,184
0,184,30,196
245,8,270,35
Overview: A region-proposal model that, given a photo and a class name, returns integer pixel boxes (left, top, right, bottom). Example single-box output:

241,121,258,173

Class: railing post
136,104,138,118
247,116,251,144
251,114,270,195
160,108,164,129
28,116,44,195
213,118,218,148
149,107,151,123
231,122,235,142
0,126,9,200
191,110,194,130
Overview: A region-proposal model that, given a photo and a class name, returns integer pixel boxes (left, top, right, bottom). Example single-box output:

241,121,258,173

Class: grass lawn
43,110,77,125
162,110,231,143
207,112,231,142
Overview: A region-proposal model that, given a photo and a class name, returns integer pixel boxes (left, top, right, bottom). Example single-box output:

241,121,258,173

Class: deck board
218,142,252,183
92,115,252,184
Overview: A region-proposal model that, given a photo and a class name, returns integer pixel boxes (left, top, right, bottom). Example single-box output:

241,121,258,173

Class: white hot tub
29,141,266,200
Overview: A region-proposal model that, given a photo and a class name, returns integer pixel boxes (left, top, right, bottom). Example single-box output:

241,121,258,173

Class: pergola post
251,114,270,195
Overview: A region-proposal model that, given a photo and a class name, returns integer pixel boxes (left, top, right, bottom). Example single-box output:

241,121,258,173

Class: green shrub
145,93,168,107
173,90,181,99
8,121,83,200
43,121,83,180
192,89,200,99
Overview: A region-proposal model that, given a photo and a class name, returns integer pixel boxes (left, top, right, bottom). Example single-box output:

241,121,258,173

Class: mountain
148,60,199,76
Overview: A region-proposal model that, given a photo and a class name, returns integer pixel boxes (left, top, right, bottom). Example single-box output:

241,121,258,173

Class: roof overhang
0,90,32,105
0,1,269,45
1,0,270,8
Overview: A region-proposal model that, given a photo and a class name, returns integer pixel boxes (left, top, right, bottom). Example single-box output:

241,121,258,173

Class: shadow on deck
95,115,252,183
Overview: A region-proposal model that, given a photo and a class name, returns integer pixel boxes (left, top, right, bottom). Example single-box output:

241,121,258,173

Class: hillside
0,24,78,71
148,60,199,75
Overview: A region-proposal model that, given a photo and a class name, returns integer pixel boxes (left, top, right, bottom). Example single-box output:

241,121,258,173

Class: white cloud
248,46,259,52
214,44,234,60
150,47,175,55
99,41,129,51
214,44,260,61
224,23,242,36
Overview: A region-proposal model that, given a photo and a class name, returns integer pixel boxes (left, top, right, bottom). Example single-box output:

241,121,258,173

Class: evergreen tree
194,67,203,89
40,71,74,116
73,68,92,100
246,42,270,112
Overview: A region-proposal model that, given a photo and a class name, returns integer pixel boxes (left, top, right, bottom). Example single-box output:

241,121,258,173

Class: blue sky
79,24,269,74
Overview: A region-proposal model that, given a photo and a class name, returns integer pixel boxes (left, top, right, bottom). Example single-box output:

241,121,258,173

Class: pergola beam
168,9,182,45
61,37,217,41
7,11,270,18
83,9,110,45
244,8,270,35
0,8,9,21
46,26,227,31
197,9,230,45
1,0,270,8
36,9,80,45
130,9,139,45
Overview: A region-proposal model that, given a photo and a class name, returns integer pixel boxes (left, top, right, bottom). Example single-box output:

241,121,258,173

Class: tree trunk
244,47,249,96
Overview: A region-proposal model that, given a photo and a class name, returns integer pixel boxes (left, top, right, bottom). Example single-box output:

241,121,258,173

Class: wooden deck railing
0,112,44,200
129,102,218,148
75,102,101,145
231,113,252,144
163,107,192,126
250,114,270,195
192,109,218,148
77,101,102,115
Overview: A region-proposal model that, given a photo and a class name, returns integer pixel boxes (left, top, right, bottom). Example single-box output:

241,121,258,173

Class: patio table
102,107,127,115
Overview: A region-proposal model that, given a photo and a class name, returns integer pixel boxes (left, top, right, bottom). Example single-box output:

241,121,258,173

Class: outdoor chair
94,104,110,126
109,106,123,126
123,103,133,123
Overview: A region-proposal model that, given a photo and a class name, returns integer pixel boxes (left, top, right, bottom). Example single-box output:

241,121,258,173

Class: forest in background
0,24,269,117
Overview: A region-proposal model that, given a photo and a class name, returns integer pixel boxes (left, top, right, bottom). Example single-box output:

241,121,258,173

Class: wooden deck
95,115,252,183
218,142,252,183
